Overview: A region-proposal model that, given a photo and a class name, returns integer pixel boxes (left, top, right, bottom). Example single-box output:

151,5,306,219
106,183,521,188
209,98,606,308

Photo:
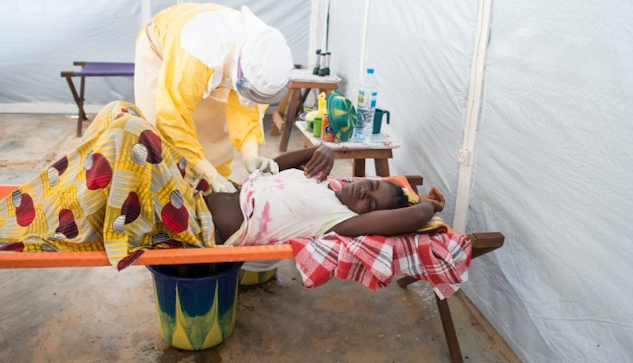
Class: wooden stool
271,69,341,152
296,121,400,177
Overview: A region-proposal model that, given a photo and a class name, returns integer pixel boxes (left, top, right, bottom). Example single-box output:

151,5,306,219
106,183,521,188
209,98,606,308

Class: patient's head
336,179,408,214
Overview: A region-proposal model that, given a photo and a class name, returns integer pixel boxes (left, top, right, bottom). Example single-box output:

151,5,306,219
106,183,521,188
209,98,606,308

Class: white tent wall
324,0,633,362
464,1,633,362
326,0,479,229
0,1,141,112
0,0,310,113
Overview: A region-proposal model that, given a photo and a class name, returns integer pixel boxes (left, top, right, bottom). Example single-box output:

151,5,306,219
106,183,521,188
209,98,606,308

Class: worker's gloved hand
241,140,279,175
244,156,279,174
210,174,238,193
194,159,237,193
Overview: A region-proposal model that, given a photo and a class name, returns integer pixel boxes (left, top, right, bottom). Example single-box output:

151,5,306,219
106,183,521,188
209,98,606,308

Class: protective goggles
235,51,289,105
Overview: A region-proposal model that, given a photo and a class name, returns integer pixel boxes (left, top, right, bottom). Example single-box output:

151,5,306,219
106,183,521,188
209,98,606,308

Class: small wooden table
296,121,400,177
271,69,341,152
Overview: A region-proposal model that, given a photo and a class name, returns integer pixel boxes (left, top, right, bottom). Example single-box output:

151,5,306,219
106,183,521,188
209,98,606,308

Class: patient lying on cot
207,150,444,247
0,101,445,270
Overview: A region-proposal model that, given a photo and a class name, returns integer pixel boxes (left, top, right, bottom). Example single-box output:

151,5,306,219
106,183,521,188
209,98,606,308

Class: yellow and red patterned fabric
0,101,216,269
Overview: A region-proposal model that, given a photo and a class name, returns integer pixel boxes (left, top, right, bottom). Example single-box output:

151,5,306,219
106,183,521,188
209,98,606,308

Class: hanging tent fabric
320,1,633,362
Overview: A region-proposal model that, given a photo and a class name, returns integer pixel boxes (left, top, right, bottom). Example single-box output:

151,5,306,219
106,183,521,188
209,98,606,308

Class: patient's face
338,180,399,214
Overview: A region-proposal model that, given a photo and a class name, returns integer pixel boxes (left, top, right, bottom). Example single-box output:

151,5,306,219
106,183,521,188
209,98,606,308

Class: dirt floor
0,112,521,363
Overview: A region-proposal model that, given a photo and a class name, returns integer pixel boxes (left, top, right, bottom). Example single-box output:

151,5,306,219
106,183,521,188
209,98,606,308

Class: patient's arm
329,188,446,237
273,145,334,182
328,201,437,237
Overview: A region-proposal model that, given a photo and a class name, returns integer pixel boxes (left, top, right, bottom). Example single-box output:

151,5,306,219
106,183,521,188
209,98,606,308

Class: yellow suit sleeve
225,90,265,151
154,50,214,168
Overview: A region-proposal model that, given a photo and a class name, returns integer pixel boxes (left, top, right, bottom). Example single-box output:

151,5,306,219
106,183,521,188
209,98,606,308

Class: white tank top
232,169,358,246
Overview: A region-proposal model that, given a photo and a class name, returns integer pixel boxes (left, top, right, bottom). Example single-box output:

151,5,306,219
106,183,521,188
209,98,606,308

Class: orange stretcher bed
0,185,293,268
0,183,504,363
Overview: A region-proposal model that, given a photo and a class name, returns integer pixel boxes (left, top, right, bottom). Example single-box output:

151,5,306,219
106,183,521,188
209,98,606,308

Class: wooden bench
61,61,135,137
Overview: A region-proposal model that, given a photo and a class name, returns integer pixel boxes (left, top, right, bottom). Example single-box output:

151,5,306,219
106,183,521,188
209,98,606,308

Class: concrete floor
0,112,521,363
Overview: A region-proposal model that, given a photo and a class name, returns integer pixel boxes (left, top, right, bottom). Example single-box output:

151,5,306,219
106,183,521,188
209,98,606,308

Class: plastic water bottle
353,68,377,142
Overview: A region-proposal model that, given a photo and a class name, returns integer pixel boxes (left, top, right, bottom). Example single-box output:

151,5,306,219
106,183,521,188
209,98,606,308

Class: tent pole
308,0,320,68
452,0,493,233
322,0,330,51
359,0,371,81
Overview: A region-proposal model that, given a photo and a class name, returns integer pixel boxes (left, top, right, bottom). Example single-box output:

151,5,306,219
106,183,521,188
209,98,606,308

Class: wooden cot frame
0,183,503,363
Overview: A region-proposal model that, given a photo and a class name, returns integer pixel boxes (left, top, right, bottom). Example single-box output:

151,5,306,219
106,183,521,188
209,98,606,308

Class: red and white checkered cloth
287,230,472,299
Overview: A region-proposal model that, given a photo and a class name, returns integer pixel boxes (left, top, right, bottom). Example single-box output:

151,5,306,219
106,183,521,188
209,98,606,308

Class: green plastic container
147,262,243,350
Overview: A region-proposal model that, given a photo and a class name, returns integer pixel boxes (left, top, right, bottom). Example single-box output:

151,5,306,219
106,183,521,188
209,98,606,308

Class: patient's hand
304,144,334,183
421,187,445,212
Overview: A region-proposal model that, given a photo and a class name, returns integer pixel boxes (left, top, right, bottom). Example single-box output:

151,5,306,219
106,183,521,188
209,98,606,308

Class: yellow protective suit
134,3,287,183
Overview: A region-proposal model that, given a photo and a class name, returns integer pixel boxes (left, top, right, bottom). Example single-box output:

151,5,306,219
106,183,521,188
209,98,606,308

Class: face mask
234,49,289,106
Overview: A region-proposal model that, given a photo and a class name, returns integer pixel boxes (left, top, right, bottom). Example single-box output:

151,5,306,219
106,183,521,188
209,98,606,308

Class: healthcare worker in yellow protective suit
134,3,293,193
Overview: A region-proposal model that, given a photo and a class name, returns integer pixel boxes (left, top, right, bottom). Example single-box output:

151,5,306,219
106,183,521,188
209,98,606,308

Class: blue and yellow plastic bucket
147,262,243,350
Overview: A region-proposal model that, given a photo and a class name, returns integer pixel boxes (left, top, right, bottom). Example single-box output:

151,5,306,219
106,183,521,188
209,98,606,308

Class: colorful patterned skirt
0,101,216,269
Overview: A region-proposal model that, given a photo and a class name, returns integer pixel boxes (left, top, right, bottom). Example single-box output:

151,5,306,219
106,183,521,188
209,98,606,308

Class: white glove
210,174,237,193
244,156,280,174
241,140,279,174
193,159,237,193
